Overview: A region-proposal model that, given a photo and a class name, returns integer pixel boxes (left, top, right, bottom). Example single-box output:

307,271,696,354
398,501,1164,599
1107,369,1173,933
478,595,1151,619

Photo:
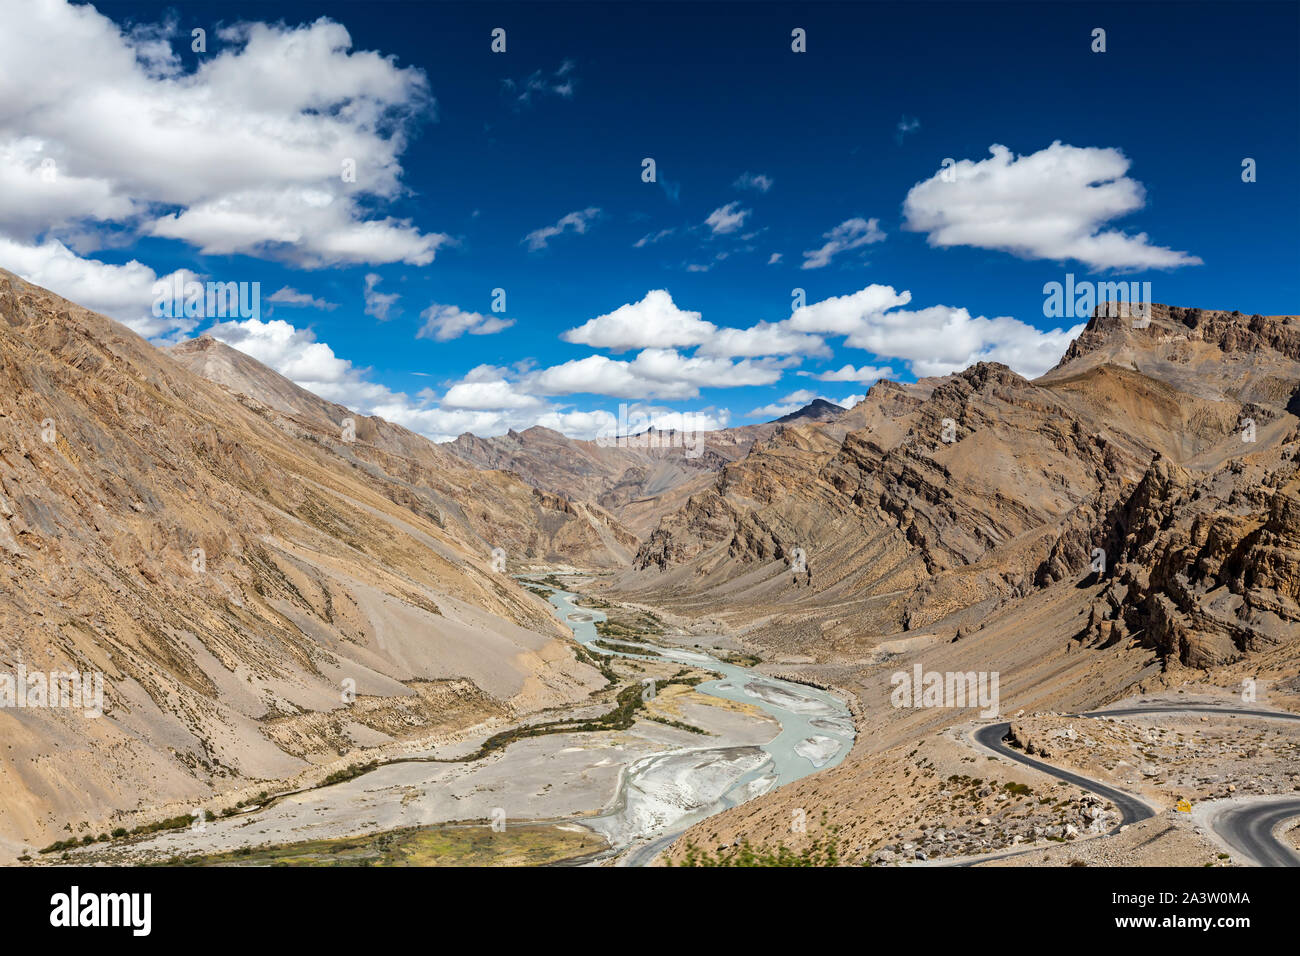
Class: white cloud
704,201,751,236
807,363,893,384
523,207,600,251
842,303,1083,378
767,252,782,265
182,317,743,444
561,289,712,352
0,139,137,240
733,172,773,193
562,290,828,360
527,349,786,400
149,188,449,267
633,227,675,248
440,375,544,410
269,286,337,310
788,283,1083,378
788,284,913,335
801,217,886,269
205,316,386,403
902,142,1202,270
0,6,447,267
362,273,400,321
695,322,828,359
418,303,514,341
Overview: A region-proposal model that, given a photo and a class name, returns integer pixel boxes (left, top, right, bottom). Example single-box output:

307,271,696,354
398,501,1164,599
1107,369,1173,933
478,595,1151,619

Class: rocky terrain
628,302,1300,864
168,335,641,569
440,409,808,538
611,302,1299,670
1005,708,1300,806
2,273,1296,868
0,270,611,856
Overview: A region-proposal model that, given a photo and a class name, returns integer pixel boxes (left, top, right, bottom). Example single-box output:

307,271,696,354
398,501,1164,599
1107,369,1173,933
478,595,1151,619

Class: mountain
0,271,608,856
168,336,640,568
614,303,1300,670
775,398,846,423
441,420,779,538
622,302,1300,863
439,401,849,538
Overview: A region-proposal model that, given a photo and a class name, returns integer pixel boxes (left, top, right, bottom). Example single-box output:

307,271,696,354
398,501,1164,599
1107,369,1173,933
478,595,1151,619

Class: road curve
1204,798,1300,867
973,705,1300,866
972,722,1156,825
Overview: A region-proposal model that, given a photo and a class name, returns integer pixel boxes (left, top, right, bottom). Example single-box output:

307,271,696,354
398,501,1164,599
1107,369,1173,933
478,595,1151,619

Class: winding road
973,704,1300,866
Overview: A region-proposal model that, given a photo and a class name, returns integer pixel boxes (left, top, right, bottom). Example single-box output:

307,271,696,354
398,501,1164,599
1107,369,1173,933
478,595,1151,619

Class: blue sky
3,1,1297,441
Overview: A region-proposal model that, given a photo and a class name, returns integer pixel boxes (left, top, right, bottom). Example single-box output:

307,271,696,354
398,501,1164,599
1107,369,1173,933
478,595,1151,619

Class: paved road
973,722,1156,825
973,705,1300,866
1209,798,1300,867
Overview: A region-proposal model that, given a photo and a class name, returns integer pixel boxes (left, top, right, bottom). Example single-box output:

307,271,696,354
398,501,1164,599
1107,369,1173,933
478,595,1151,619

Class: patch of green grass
593,639,661,657
156,823,607,867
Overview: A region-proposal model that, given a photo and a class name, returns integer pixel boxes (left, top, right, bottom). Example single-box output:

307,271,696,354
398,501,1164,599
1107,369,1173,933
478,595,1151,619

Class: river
534,579,855,865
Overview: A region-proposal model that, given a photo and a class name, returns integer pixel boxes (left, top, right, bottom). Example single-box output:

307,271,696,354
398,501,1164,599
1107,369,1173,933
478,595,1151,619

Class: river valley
38,574,854,867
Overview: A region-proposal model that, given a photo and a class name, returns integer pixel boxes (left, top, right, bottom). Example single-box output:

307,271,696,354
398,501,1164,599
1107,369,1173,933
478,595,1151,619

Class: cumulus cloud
440,373,544,410
807,363,893,384
902,142,1202,270
149,188,449,267
527,349,786,400
0,4,449,267
704,201,751,236
0,139,137,241
561,289,712,352
789,283,1081,378
733,172,773,193
842,302,1082,378
788,285,913,335
695,322,828,359
562,290,827,359
523,207,601,250
801,217,886,269
418,303,515,341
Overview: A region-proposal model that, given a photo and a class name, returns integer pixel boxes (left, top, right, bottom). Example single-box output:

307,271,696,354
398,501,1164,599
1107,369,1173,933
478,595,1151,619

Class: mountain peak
774,398,845,424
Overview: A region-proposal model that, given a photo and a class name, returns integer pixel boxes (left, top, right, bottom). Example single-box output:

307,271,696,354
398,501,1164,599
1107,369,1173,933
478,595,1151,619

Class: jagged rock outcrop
1092,446,1300,666
615,303,1300,668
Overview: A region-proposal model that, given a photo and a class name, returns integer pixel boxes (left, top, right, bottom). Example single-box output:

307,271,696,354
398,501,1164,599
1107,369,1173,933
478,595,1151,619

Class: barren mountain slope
0,271,605,856
169,335,640,568
615,303,1299,669
441,418,796,537
649,303,1300,863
